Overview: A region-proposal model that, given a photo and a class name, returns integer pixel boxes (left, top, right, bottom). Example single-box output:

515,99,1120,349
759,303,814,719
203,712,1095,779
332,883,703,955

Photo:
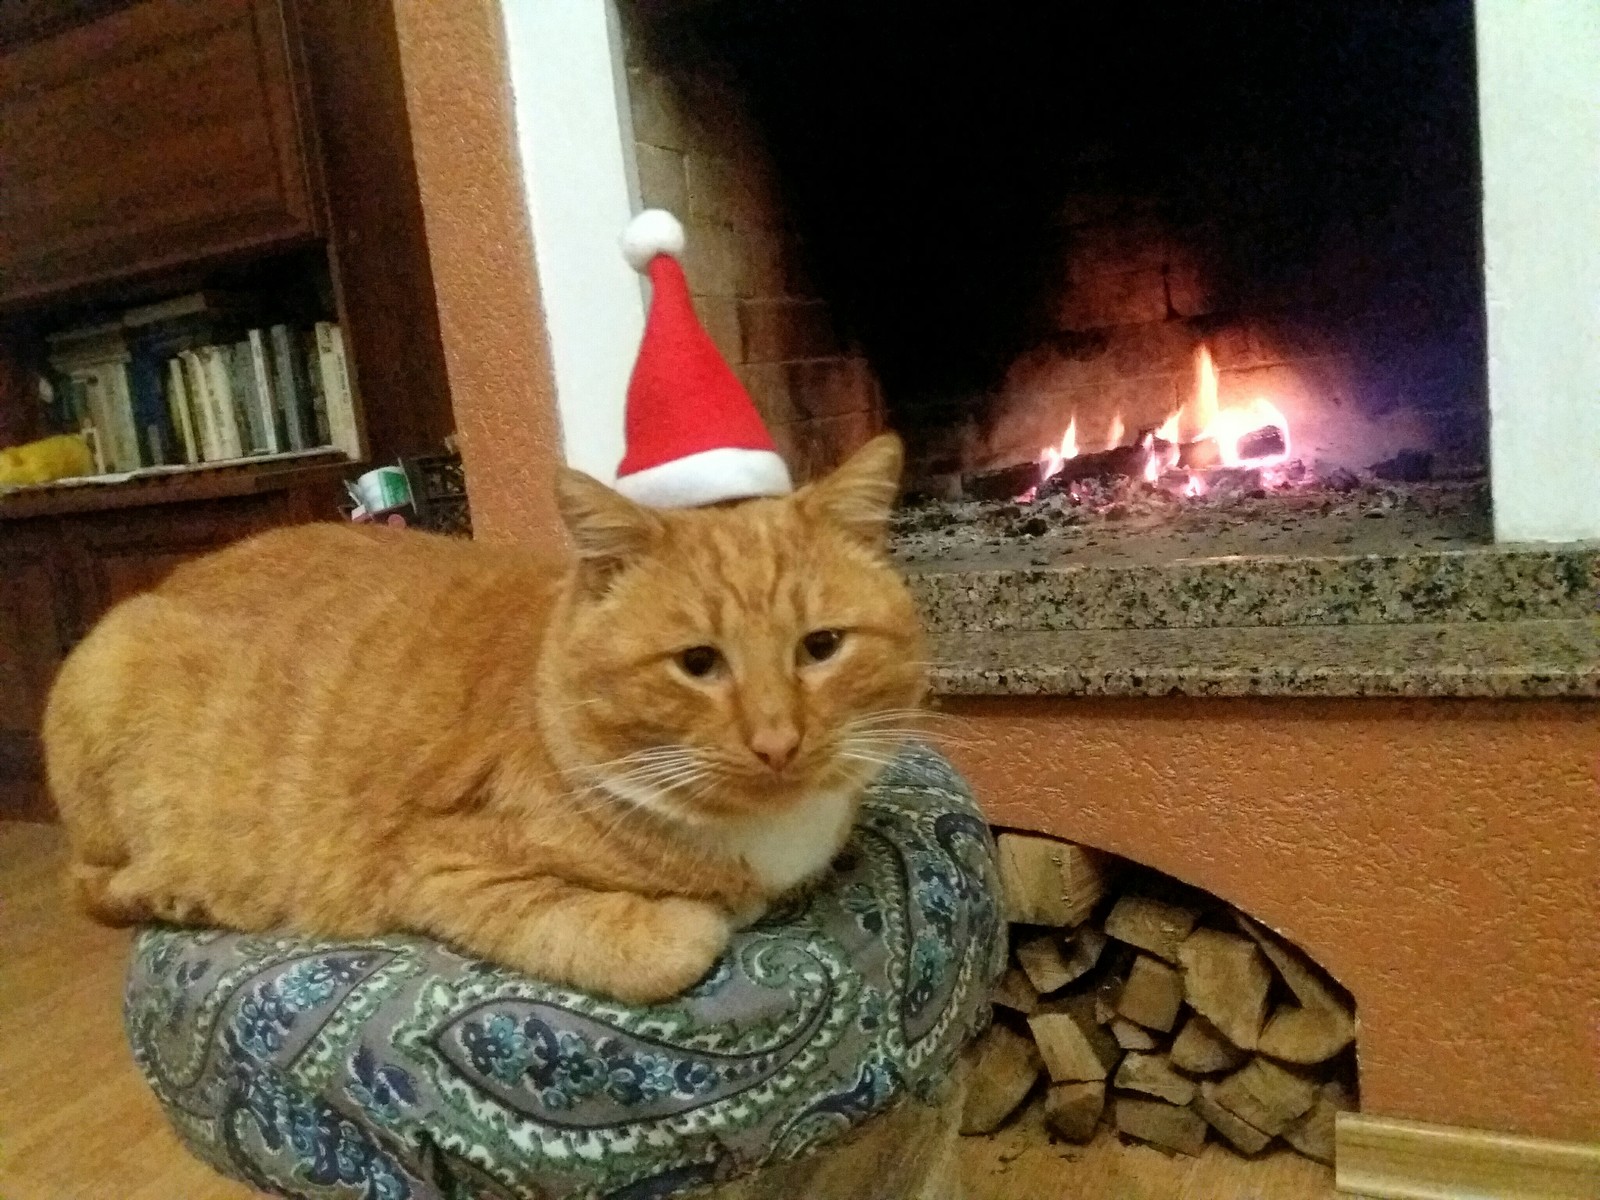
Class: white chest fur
719,788,856,894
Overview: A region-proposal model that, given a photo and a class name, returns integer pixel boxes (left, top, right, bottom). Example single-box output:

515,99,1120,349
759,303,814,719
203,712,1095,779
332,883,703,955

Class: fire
1025,343,1290,502
1038,417,1078,484
1180,346,1290,467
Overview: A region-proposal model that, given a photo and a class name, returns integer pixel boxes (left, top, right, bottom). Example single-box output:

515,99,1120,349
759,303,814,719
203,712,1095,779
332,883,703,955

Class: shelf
0,452,350,520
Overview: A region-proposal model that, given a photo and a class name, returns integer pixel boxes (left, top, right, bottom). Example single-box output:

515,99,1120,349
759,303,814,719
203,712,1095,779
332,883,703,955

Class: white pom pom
620,209,686,271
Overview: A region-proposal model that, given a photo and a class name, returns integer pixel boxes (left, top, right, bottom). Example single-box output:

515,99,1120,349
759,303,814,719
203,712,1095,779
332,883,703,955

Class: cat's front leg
397,863,731,1004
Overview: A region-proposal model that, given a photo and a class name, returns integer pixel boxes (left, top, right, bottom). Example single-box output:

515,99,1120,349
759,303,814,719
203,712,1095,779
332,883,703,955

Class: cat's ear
799,434,903,550
555,467,662,591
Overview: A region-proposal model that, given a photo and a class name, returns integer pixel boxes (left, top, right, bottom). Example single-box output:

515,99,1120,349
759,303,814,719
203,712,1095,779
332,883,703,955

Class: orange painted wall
388,0,1599,1148
389,0,566,547
940,695,1600,1143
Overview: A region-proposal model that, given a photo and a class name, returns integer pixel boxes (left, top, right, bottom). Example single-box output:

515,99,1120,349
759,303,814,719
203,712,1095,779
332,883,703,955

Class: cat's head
540,434,928,823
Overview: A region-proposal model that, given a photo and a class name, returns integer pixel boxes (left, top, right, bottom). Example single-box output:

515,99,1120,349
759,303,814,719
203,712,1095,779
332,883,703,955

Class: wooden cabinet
0,534,73,820
0,0,319,306
0,464,345,820
0,0,459,821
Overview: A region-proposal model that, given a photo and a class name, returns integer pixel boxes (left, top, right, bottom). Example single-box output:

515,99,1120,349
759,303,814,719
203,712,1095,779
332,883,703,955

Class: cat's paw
587,897,731,1005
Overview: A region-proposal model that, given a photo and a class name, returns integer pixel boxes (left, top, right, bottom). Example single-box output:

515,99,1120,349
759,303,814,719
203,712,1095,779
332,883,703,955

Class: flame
1211,396,1291,467
1039,417,1078,483
1028,343,1289,500
1186,346,1220,443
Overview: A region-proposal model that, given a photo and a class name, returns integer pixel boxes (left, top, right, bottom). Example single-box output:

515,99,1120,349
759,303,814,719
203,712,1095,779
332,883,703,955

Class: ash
892,472,1492,570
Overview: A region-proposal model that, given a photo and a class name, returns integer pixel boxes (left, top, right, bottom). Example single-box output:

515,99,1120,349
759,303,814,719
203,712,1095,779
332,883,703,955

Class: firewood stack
962,831,1357,1165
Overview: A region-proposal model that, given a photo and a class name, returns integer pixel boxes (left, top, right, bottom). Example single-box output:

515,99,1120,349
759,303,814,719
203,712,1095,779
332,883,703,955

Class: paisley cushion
125,744,1004,1200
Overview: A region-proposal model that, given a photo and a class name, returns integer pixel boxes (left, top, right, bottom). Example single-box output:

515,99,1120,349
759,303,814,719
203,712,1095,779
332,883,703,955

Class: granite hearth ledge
896,526,1600,699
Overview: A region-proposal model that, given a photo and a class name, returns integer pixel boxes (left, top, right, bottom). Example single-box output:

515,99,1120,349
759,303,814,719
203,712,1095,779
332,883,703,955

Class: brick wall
623,19,884,482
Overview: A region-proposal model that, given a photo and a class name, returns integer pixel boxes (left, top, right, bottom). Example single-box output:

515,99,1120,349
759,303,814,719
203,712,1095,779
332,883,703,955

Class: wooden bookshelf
0,0,457,820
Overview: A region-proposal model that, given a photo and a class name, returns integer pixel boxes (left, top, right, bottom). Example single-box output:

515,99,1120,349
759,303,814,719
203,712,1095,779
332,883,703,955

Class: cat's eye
800,630,844,664
677,645,722,679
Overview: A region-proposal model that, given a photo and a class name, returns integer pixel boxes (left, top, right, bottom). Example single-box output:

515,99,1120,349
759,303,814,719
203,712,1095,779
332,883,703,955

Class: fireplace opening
632,0,1487,527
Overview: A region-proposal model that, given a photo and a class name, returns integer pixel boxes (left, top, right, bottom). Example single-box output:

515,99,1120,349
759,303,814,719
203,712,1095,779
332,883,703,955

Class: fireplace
473,0,1600,1169
626,0,1488,520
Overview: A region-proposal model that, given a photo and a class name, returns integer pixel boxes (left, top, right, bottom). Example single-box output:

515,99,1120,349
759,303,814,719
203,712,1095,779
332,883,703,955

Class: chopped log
1116,954,1184,1032
1237,917,1356,1064
996,833,1110,927
1193,1082,1273,1154
1104,895,1202,962
1043,1081,1106,1144
1169,1015,1249,1074
1028,995,1123,1083
1110,1017,1159,1051
1282,1082,1354,1165
959,1025,1042,1135
1208,1058,1318,1137
1114,1097,1209,1157
1093,944,1135,1024
1062,925,1109,985
992,967,1040,1015
1176,927,1271,1050
1114,1051,1197,1105
1016,933,1076,995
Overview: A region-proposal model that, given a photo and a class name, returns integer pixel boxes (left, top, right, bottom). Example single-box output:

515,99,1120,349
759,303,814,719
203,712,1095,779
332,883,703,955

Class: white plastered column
1477,0,1600,542
498,0,643,483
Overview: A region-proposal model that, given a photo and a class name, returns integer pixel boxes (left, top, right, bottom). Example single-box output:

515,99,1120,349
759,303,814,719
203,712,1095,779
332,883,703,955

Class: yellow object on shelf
0,433,96,487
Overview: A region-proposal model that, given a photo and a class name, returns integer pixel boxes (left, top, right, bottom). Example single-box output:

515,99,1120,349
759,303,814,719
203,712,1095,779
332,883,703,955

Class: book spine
316,322,362,460
247,329,283,454
302,328,331,447
179,350,217,461
166,357,199,464
127,347,173,466
200,346,242,459
270,325,308,451
229,341,266,454
102,364,143,471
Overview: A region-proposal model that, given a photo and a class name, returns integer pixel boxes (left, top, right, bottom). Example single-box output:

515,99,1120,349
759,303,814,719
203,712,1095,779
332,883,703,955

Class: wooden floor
0,821,1338,1199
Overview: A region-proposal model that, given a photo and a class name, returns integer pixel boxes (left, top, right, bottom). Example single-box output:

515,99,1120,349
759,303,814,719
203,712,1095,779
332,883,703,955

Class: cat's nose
748,725,800,772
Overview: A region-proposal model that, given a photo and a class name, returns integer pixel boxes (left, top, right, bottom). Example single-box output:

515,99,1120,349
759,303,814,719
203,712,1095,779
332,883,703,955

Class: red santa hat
614,210,792,508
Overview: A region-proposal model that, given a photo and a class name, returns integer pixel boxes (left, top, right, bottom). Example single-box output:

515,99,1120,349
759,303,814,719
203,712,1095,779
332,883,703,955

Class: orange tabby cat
44,435,927,1004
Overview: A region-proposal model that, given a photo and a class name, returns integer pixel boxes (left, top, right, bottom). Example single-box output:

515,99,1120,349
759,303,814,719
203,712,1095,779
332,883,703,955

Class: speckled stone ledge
896,525,1600,698
926,619,1600,699
903,544,1599,633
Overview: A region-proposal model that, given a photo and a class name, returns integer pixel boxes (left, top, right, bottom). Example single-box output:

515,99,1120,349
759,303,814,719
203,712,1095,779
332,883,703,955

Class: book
315,322,362,459
165,357,199,464
75,362,142,472
179,350,218,461
127,344,174,466
228,341,266,454
197,346,243,459
121,289,256,330
246,330,283,453
302,329,330,447
270,325,312,450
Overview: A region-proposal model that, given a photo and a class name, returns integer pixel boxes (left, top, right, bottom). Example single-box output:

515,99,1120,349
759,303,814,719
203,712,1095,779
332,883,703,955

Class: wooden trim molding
1336,1113,1600,1200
